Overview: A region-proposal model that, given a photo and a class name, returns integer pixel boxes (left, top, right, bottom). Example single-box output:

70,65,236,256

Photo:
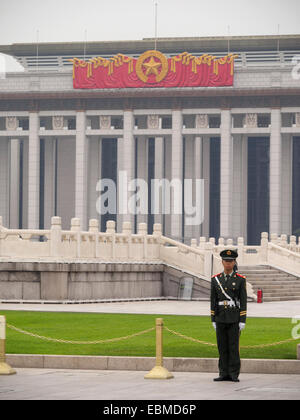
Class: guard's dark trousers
216,322,240,378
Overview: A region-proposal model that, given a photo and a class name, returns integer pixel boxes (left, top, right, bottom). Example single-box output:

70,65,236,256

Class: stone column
9,139,20,228
28,112,40,229
232,134,248,240
136,136,148,225
0,138,9,227
202,137,210,239
154,136,164,227
43,138,55,229
117,136,123,232
121,110,135,226
75,111,88,230
184,136,194,243
194,136,203,240
171,109,183,241
281,135,292,235
269,107,282,235
220,109,233,239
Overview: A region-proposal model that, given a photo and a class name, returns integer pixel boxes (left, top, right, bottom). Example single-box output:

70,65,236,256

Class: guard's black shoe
230,377,240,382
213,376,230,381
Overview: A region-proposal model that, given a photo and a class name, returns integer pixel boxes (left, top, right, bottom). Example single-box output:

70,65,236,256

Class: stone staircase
239,265,300,302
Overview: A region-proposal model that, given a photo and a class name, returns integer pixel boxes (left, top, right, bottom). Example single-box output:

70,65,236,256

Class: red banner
71,50,237,89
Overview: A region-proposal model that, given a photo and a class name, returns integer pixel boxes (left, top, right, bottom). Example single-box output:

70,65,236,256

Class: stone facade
0,37,300,245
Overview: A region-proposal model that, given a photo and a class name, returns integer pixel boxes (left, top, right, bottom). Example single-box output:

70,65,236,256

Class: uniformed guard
210,249,247,382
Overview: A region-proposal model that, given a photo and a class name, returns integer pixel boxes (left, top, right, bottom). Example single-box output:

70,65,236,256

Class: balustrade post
89,219,99,257
237,237,244,265
106,221,116,259
138,223,147,260
71,217,81,258
204,242,213,279
260,232,268,263
50,216,62,257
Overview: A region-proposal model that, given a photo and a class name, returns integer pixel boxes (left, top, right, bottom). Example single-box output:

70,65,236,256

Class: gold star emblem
136,50,168,83
142,56,161,76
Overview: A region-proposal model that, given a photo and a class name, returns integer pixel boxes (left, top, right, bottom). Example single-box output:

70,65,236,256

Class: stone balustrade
1,216,300,280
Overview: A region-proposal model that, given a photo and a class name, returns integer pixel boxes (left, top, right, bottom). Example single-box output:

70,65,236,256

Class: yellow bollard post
144,318,173,379
0,316,16,375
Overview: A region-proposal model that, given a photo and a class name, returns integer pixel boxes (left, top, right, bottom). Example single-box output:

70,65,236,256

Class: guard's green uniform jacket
210,272,247,324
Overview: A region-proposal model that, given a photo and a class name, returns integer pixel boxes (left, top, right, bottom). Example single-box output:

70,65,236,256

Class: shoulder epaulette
236,273,246,278
212,272,222,279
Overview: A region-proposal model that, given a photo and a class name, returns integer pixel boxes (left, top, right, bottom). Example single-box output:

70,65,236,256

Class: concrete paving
0,299,300,400
0,299,300,318
0,368,300,400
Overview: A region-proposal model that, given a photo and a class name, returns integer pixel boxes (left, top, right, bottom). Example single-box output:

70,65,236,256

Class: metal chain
6,322,299,349
164,326,300,349
7,323,155,345
164,326,217,347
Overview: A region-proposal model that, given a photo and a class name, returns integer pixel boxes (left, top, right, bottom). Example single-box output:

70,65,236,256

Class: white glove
212,322,216,330
239,322,245,331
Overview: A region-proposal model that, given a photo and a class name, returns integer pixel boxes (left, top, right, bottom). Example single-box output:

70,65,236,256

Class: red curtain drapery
71,51,237,89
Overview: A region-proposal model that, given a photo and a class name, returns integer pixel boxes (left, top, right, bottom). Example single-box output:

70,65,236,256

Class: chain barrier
6,322,300,349
6,323,155,345
164,326,300,349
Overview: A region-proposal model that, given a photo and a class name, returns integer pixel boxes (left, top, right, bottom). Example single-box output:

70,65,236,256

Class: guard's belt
218,300,236,307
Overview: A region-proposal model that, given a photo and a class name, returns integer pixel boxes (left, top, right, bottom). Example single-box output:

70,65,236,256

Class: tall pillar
202,137,210,239
75,111,88,230
88,137,101,222
194,136,203,240
136,136,148,225
281,135,292,235
43,138,55,229
117,136,123,232
232,134,248,240
171,109,183,241
28,112,40,229
220,109,233,239
0,138,9,227
154,136,164,227
121,109,135,226
184,136,194,243
9,139,20,228
269,107,282,235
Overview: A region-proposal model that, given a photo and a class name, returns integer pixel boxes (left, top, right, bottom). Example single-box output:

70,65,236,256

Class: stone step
250,281,300,287
263,296,300,302
252,288,300,294
234,265,300,302
242,273,298,278
261,290,300,296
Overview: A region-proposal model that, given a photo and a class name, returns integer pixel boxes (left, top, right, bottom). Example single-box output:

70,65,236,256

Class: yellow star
142,56,161,76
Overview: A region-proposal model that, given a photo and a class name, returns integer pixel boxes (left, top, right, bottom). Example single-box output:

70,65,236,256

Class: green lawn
1,310,299,360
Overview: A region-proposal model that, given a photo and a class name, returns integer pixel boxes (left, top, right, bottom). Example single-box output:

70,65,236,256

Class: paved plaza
0,299,300,318
0,367,299,401
0,300,300,400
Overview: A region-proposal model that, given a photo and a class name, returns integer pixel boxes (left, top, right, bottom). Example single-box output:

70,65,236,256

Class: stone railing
1,216,300,280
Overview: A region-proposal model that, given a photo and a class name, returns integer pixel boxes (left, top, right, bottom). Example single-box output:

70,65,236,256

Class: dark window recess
209,137,220,239
247,137,270,245
292,137,300,236
257,115,270,128
18,118,29,130
148,138,155,234
161,117,172,129
111,118,123,129
67,119,76,130
209,116,221,128
101,138,118,232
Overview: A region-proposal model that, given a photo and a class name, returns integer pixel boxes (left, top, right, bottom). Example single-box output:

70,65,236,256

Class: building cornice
0,87,300,101
1,34,300,57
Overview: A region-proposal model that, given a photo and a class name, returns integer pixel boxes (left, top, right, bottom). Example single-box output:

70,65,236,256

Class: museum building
0,35,300,245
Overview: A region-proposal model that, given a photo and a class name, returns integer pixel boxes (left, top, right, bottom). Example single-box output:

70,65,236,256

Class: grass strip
1,310,298,360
